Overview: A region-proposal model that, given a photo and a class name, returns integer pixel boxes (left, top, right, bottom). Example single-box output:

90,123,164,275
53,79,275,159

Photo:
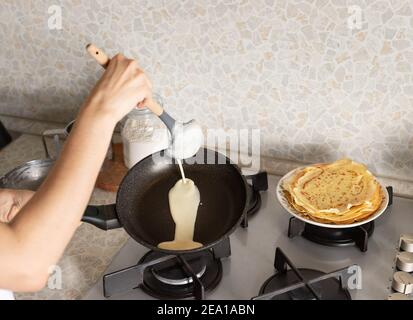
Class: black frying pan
82,148,250,254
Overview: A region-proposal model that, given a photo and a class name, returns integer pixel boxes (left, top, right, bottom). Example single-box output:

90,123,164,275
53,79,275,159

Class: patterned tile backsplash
0,0,413,181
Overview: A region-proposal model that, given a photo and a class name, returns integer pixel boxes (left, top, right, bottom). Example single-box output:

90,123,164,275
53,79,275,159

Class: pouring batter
158,162,203,251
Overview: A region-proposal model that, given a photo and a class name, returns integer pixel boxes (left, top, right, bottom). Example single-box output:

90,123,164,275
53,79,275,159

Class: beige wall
0,0,412,180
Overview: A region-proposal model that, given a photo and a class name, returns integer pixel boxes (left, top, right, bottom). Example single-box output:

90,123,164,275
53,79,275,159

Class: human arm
0,54,151,291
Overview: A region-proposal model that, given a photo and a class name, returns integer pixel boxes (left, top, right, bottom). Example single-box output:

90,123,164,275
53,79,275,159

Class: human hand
0,189,34,223
83,53,152,124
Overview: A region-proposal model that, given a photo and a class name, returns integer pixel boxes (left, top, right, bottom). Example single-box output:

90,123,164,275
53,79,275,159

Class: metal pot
0,159,54,191
0,121,75,190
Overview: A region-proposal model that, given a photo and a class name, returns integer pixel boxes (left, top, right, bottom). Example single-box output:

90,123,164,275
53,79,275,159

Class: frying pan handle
82,204,121,230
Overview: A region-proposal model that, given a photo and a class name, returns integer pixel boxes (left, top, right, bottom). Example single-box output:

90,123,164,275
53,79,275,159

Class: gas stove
90,173,267,300
84,174,413,300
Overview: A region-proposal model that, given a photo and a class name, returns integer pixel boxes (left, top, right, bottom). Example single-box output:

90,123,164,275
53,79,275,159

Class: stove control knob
392,271,413,295
387,293,412,300
399,234,413,252
396,252,413,272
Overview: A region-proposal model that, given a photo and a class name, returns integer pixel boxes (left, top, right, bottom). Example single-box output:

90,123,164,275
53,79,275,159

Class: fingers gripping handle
145,98,169,118
85,43,166,118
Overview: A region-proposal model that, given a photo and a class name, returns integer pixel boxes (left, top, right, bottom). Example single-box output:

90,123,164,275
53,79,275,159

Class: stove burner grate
253,248,354,300
241,172,268,228
288,186,393,252
288,218,375,252
140,250,221,299
102,237,231,300
151,255,207,285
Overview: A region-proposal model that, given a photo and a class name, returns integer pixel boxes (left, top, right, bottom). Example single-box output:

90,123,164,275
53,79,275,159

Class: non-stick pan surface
115,148,249,254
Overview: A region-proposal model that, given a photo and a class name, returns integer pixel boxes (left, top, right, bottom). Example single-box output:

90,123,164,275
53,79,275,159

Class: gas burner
241,172,268,228
102,237,231,300
140,250,222,299
151,253,207,285
253,248,354,300
288,186,393,252
288,218,375,252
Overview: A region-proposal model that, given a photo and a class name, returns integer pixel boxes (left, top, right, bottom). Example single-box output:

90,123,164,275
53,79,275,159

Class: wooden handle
144,98,164,117
85,43,164,116
86,43,110,68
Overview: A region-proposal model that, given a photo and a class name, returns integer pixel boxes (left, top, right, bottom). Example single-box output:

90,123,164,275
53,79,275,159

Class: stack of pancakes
282,159,384,225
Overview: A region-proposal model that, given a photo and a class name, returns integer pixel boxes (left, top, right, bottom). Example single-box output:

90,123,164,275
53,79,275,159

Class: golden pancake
282,159,384,225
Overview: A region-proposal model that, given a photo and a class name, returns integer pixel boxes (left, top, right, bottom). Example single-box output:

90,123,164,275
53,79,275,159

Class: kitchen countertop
0,134,129,300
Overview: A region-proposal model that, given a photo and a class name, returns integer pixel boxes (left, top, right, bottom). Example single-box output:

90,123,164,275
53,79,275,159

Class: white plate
276,167,390,229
